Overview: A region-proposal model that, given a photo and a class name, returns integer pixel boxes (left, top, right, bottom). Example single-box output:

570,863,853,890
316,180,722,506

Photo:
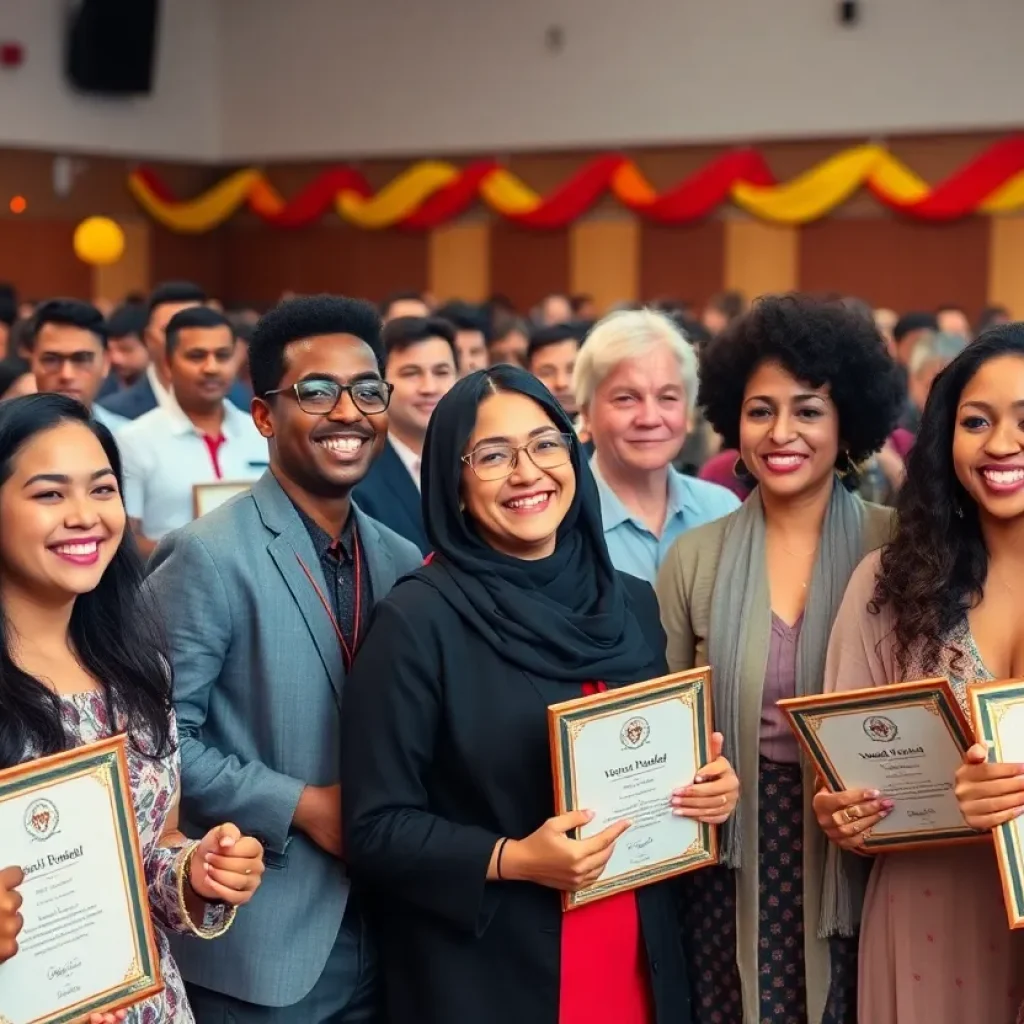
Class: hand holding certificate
0,736,162,1024
547,668,721,910
780,678,982,852
970,679,1024,928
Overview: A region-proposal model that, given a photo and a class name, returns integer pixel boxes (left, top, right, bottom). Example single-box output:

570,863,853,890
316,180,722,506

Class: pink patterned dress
22,692,231,1023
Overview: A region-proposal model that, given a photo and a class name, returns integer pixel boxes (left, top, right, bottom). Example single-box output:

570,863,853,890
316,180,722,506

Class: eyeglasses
461,432,573,481
265,378,393,416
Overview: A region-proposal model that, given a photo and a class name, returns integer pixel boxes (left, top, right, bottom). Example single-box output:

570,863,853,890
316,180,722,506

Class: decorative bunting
128,137,1024,234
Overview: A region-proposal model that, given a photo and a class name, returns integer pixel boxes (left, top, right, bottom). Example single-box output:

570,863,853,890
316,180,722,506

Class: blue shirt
592,459,740,584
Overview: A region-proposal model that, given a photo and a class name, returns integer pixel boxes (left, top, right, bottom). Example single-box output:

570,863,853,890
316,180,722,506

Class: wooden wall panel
798,217,990,317
94,219,151,304
724,221,798,300
428,222,490,303
570,218,639,312
489,223,570,311
0,220,91,299
222,225,428,307
149,226,226,299
988,216,1024,321
638,221,725,307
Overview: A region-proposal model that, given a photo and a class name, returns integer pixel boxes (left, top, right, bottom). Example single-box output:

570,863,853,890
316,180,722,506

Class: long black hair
872,323,1024,674
0,394,173,769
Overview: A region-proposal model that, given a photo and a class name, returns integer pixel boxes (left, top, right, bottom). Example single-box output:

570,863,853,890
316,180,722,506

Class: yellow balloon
73,216,125,266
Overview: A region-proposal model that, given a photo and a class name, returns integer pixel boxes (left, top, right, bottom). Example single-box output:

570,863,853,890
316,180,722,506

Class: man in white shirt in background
28,298,128,433
353,315,458,554
118,306,268,557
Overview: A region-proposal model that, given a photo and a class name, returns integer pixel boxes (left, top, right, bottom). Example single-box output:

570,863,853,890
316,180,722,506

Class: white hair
573,307,698,411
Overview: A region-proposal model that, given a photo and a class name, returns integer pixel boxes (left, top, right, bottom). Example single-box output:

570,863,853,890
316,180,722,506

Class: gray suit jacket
146,471,421,1007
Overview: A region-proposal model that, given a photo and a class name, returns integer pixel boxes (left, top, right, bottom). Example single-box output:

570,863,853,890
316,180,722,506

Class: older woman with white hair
575,308,739,584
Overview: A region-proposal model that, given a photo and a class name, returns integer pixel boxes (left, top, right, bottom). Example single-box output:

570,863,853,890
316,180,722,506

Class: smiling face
252,333,388,498
0,421,124,603
738,360,841,501
460,390,576,560
386,338,457,446
585,345,688,476
952,354,1024,521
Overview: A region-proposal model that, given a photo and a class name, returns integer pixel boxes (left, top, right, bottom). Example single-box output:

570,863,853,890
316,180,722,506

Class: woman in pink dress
817,324,1024,1023
0,394,265,1022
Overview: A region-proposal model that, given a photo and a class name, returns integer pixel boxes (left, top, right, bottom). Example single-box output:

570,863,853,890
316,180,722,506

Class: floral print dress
23,692,231,1023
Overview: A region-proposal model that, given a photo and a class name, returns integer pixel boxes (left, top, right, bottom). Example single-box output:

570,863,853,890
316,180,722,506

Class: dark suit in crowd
352,439,429,555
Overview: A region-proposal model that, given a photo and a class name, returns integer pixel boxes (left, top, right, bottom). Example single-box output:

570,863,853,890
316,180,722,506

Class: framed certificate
0,735,163,1024
192,480,253,519
548,667,718,911
971,678,1024,928
779,678,981,852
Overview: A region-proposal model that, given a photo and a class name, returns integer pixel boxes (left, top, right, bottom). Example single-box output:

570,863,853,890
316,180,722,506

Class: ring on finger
720,795,728,807
843,806,859,824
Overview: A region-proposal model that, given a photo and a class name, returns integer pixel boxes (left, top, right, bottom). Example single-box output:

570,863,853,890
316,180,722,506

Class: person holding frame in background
0,394,263,1022
819,326,1024,1023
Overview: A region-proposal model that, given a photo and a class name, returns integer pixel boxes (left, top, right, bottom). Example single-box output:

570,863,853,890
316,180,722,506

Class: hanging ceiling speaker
65,0,160,96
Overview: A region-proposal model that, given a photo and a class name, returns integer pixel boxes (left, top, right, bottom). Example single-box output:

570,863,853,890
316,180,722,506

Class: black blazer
352,439,430,555
341,572,692,1024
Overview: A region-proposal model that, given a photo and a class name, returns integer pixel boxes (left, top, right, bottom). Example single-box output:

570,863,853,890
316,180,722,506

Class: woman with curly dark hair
820,325,1024,1024
655,294,902,1024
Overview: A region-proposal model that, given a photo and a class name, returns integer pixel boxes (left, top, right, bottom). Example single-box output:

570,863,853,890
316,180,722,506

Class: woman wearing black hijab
341,365,738,1024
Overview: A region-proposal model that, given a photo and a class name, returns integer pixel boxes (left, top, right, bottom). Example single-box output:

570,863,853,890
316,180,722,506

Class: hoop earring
733,456,751,480
835,450,855,478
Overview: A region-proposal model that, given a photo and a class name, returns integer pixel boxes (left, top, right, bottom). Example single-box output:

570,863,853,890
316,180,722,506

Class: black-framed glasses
461,432,573,481
265,378,394,416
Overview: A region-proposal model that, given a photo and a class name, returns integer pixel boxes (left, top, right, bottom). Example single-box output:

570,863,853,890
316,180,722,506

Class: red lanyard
296,538,363,671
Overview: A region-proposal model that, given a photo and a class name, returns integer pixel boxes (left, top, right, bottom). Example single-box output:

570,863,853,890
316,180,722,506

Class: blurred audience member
527,323,583,416
976,304,1011,334
100,281,208,420
226,302,261,328
892,311,938,368
17,299,37,320
354,316,458,554
903,331,966,433
701,289,745,336
487,314,530,367
576,308,739,584
119,308,267,556
28,299,126,433
874,307,898,356
434,301,489,374
100,301,149,398
570,293,597,320
0,287,15,358
0,355,35,401
486,292,517,318
232,321,254,397
536,292,573,326
936,304,971,341
381,290,430,322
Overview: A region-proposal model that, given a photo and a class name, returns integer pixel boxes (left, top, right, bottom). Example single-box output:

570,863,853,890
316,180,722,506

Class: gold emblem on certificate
0,735,163,1023
971,678,1024,929
779,678,981,852
192,480,253,519
548,667,718,911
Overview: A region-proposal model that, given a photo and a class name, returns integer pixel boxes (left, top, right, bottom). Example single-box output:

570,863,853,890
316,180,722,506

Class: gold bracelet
175,842,238,940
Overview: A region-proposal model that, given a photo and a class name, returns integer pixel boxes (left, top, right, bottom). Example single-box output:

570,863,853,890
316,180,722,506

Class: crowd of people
0,276,1022,1024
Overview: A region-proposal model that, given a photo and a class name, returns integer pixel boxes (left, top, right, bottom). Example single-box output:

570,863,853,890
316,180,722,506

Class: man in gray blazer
147,296,421,1022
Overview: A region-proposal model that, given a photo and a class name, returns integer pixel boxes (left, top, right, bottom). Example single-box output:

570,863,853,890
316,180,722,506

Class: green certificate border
782,680,980,850
971,679,1024,929
548,668,717,910
0,734,163,1023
